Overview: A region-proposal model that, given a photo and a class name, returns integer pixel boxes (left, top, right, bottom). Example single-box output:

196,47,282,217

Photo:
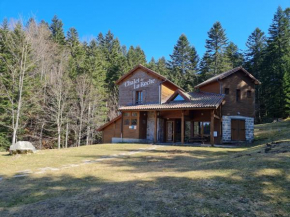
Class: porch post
154,110,157,143
201,122,204,138
121,111,123,139
181,110,185,145
210,110,214,146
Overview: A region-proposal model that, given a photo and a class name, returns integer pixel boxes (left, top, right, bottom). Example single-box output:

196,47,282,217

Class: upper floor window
136,91,143,104
247,90,252,98
224,88,229,95
236,89,241,102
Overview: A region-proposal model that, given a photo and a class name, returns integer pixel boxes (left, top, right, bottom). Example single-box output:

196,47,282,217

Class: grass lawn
0,120,290,216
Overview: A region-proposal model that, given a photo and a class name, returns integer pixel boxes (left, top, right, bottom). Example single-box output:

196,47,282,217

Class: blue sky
0,0,289,61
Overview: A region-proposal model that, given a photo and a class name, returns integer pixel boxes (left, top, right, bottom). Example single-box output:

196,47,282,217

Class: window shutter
143,90,146,104
132,91,136,105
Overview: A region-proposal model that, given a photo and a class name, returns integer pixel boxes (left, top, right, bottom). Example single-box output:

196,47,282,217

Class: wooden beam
154,111,157,143
121,112,123,138
214,114,220,119
201,122,204,138
210,110,214,146
181,110,185,145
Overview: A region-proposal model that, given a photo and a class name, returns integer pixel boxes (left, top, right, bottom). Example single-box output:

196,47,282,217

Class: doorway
231,119,246,141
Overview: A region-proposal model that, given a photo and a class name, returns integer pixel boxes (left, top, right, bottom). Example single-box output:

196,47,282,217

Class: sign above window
124,78,155,89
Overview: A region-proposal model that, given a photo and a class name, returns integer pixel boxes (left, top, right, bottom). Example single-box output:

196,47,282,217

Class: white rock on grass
9,141,36,155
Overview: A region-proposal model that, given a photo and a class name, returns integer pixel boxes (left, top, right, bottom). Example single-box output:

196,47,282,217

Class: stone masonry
146,111,155,142
222,115,254,143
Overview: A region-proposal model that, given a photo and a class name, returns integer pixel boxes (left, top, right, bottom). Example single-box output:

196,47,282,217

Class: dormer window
136,91,143,104
173,94,185,101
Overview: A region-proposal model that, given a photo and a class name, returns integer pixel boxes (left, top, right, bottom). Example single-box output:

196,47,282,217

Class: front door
231,119,245,141
166,121,174,142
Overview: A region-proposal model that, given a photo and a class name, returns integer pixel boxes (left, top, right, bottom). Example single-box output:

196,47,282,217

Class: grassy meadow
0,120,289,216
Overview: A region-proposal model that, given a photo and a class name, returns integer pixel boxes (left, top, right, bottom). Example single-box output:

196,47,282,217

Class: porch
153,109,222,145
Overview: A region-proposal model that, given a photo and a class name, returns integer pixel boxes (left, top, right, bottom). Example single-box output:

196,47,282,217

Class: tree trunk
65,122,68,148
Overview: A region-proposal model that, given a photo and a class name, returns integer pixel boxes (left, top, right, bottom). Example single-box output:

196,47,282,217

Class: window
132,112,138,117
224,88,229,95
247,90,252,98
236,89,241,102
131,119,137,125
124,119,130,125
124,112,130,117
136,91,143,104
173,94,184,101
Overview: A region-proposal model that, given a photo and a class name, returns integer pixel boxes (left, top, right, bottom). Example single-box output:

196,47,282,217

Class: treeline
0,6,289,149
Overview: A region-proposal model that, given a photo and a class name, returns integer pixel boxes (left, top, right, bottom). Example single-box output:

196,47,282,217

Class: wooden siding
199,81,220,94
118,69,163,106
161,84,175,103
102,118,122,143
221,71,255,117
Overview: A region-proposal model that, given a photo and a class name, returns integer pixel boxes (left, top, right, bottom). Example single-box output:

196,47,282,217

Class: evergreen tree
127,45,146,68
262,7,290,118
147,57,157,71
156,57,170,77
225,42,243,68
66,27,85,77
49,15,66,45
168,34,199,90
244,28,267,122
203,21,229,76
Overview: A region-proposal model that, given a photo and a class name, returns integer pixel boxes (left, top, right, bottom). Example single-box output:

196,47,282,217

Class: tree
0,21,36,146
203,21,229,76
225,42,243,68
45,49,71,149
49,15,66,45
244,28,267,122
66,27,85,77
167,34,199,90
127,45,146,69
262,7,290,118
147,57,157,71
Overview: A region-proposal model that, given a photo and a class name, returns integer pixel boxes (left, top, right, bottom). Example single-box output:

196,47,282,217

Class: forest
0,6,289,150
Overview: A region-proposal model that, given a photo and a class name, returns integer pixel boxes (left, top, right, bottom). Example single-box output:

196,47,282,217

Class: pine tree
156,57,170,77
225,42,243,68
127,45,146,68
49,15,66,45
147,57,157,71
244,28,267,122
168,34,199,90
262,7,290,118
204,21,229,75
66,27,85,77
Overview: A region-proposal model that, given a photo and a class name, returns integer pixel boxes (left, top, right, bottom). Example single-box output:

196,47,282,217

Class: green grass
0,120,290,216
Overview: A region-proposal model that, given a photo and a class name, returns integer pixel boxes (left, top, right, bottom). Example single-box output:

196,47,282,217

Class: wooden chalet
97,65,260,145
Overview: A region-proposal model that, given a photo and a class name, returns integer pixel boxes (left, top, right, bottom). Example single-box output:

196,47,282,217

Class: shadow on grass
0,144,289,217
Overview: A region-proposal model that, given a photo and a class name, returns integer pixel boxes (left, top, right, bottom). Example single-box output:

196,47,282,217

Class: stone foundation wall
222,115,254,142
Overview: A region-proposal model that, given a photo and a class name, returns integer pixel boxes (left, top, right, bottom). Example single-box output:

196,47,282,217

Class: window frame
135,91,143,104
224,88,229,95
247,90,252,98
236,89,241,102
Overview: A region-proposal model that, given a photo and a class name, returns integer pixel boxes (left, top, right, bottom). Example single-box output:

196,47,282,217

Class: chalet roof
97,114,122,131
119,91,225,111
195,66,261,88
115,64,184,91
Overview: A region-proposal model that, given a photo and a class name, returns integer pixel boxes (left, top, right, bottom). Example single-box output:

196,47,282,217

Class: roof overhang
97,114,122,131
195,67,261,88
